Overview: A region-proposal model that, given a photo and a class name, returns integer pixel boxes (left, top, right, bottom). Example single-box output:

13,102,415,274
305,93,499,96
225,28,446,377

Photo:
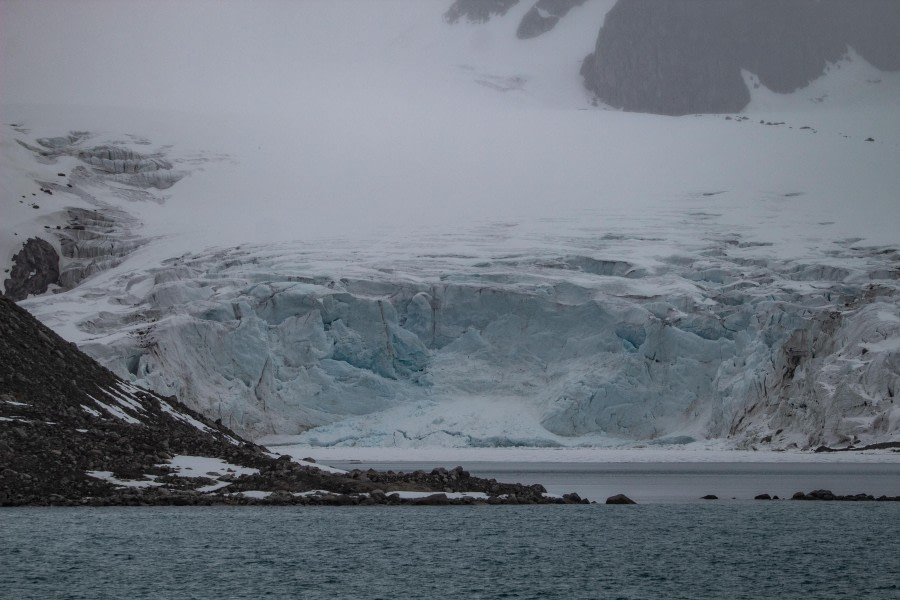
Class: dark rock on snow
516,0,587,39
815,441,900,453
444,0,519,24
2,238,59,301
581,0,900,116
0,296,585,506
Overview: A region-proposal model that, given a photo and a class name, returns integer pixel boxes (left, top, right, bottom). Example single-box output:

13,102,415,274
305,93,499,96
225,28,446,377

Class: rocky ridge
0,295,586,506
442,0,900,116
581,0,900,115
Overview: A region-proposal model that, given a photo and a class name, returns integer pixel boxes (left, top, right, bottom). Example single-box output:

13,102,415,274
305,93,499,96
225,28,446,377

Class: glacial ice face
58,229,900,449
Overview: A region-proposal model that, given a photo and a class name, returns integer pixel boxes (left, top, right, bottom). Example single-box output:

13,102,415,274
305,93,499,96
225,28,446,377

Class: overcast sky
0,0,450,115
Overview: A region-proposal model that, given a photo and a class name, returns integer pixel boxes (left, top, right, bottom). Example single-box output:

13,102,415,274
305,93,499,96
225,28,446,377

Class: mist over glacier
2,0,899,450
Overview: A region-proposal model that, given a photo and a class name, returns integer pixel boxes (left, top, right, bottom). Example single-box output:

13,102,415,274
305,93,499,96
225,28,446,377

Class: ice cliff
58,229,899,450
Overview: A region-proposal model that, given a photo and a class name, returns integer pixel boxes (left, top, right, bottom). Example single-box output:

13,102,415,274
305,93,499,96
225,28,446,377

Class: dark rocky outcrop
0,296,585,506
517,0,587,39
445,0,520,24
581,0,900,115
605,493,636,504
340,465,549,500
791,489,900,501
0,294,270,505
814,441,900,453
2,238,59,301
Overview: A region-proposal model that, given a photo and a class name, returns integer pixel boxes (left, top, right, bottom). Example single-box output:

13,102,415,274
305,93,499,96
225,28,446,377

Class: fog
2,0,898,246
1,0,446,115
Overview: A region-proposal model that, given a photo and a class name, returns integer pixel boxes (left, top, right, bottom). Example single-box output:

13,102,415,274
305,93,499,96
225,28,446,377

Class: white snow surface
2,1,899,451
162,455,259,479
85,394,141,426
86,471,163,489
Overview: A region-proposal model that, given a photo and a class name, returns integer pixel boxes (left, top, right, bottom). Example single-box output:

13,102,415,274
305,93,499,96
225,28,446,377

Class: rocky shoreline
698,490,900,502
5,461,589,507
814,442,900,453
789,489,900,502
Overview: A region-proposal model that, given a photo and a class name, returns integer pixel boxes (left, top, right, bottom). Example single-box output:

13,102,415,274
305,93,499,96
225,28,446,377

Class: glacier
41,219,897,450
2,0,899,451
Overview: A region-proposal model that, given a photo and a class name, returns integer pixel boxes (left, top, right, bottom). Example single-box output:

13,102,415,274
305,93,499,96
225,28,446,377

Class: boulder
411,493,451,506
605,493,636,505
2,238,59,301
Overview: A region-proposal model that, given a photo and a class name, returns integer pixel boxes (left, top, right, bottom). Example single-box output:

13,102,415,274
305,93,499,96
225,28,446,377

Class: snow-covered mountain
1,1,898,450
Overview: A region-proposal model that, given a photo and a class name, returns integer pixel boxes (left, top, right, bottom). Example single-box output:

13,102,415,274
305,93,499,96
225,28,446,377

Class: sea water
2,501,898,599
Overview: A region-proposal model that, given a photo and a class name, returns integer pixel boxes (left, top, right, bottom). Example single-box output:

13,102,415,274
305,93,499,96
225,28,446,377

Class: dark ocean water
2,502,898,600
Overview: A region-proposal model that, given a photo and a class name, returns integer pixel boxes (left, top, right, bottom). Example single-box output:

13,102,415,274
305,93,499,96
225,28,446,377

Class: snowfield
2,1,899,451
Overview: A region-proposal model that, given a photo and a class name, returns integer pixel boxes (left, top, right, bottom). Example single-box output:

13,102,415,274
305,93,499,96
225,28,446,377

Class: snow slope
2,1,899,450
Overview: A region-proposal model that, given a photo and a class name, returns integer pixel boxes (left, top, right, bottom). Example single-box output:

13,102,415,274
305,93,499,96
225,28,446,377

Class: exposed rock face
0,294,269,504
2,238,59,301
517,0,587,39
445,0,520,24
581,0,900,115
839,1,900,72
